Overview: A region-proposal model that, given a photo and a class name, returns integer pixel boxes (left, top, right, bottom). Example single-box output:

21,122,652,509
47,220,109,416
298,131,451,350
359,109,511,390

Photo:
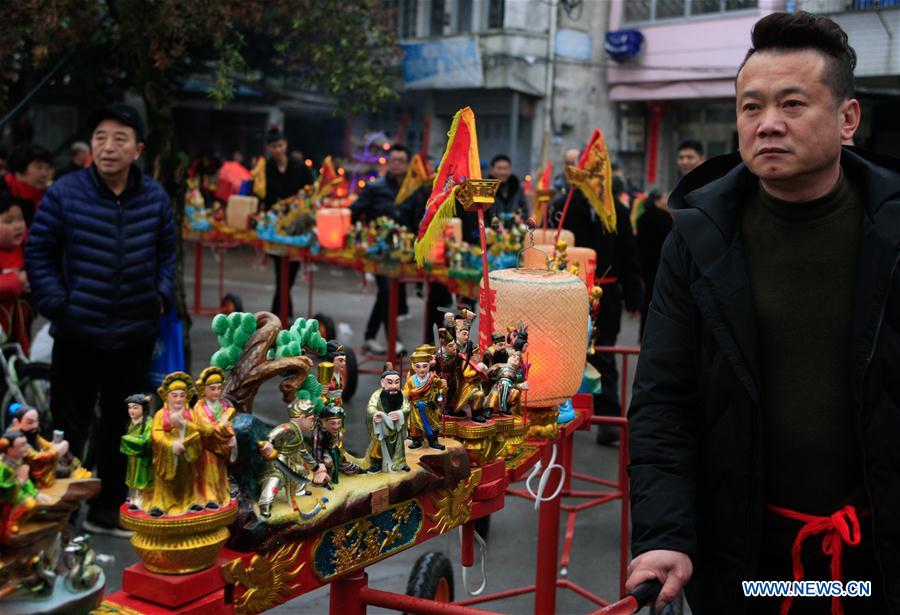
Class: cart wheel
405,551,454,610
313,312,336,341
474,514,490,540
342,346,359,401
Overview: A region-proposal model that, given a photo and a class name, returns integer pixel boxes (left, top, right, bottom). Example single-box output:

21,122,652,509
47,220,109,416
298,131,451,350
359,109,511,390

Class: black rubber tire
405,551,454,609
313,312,337,342
1,361,53,432
342,346,358,401
474,514,490,540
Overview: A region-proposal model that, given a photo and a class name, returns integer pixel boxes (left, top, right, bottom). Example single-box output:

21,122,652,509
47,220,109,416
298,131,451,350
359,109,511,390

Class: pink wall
607,0,785,97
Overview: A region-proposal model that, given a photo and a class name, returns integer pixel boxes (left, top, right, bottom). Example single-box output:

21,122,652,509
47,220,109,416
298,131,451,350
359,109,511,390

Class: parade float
76,107,652,614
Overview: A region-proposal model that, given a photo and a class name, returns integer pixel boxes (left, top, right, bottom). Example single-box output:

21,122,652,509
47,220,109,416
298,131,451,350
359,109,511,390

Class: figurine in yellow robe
145,373,203,517
404,346,446,451
191,367,236,509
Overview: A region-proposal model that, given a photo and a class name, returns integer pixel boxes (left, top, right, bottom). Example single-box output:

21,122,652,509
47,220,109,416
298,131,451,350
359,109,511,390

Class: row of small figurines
0,406,92,542
105,311,531,523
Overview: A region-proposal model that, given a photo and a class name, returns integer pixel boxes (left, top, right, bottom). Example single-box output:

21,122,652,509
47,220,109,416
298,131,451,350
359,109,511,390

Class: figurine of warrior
509,322,531,378
481,331,509,368
0,430,40,541
366,364,411,472
405,347,446,451
120,394,153,510
312,404,361,485
8,405,89,489
323,341,347,405
436,329,488,422
454,317,478,357
486,351,529,417
191,367,237,509
257,392,321,518
146,372,203,517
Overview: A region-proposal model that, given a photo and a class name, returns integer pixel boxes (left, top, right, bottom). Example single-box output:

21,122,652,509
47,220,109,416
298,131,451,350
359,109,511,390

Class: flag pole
458,179,500,349
477,204,494,338
553,188,576,256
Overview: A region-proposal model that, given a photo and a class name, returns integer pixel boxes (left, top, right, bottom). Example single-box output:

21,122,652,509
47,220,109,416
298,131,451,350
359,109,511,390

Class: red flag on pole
413,107,482,266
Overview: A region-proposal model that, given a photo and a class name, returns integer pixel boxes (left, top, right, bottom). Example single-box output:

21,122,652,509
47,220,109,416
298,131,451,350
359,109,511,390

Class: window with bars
488,0,505,29
458,0,473,32
431,0,447,36
385,0,418,38
624,0,758,22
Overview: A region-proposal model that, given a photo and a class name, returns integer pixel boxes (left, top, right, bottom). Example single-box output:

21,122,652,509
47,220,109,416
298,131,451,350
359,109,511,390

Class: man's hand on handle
626,549,692,611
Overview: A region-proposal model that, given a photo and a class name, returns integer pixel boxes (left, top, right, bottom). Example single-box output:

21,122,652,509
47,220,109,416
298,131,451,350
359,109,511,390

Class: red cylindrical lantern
316,208,352,249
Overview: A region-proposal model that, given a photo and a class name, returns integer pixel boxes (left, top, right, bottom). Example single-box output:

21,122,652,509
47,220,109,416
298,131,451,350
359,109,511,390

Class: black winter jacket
350,175,401,225
26,166,176,350
628,148,900,613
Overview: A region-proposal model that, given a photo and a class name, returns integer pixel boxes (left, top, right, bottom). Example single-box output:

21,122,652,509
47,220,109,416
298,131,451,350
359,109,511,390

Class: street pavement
90,241,655,614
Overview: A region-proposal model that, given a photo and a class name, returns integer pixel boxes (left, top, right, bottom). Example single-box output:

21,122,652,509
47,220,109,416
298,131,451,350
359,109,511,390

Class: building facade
374,0,616,179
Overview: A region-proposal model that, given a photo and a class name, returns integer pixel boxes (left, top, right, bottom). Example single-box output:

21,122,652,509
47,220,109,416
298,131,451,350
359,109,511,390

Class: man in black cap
259,127,314,321
26,103,176,536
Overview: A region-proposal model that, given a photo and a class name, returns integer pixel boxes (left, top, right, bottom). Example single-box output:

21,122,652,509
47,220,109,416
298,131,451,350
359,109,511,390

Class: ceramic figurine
454,312,478,357
257,392,320,518
482,331,509,368
191,367,237,509
404,347,446,451
312,404,360,486
120,394,153,510
62,535,103,592
365,364,411,472
323,341,347,405
436,328,488,423
8,405,89,489
0,429,40,541
145,372,203,517
486,351,529,417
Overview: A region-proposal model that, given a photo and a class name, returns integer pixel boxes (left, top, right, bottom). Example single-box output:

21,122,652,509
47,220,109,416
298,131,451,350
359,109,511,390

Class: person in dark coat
26,104,176,535
455,154,527,243
351,144,410,354
626,12,899,614
487,155,526,217
635,190,673,339
261,128,314,320
55,141,90,180
548,174,642,445
397,158,453,340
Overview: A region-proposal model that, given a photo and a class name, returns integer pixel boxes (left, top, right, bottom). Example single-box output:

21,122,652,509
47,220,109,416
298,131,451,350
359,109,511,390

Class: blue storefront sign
401,37,484,89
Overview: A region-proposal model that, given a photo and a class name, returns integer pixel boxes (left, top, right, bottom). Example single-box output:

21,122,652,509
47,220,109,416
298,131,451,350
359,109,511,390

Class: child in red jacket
0,194,30,355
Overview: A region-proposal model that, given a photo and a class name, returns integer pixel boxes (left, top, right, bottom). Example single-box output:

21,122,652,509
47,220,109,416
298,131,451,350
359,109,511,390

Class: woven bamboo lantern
530,228,574,247
521,245,597,289
316,208,352,249
564,246,597,288
483,268,588,438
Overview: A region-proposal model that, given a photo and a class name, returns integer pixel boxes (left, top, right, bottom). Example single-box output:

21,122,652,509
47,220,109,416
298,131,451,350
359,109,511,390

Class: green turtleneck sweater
742,174,863,515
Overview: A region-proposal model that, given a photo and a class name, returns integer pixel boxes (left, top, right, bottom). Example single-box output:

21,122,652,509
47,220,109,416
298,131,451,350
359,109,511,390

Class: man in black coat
627,12,900,614
351,144,410,354
548,174,642,445
635,190,673,339
261,128,314,320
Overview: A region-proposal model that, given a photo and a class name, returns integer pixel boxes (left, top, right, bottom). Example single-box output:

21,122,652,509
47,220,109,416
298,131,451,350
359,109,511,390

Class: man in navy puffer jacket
26,104,176,535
